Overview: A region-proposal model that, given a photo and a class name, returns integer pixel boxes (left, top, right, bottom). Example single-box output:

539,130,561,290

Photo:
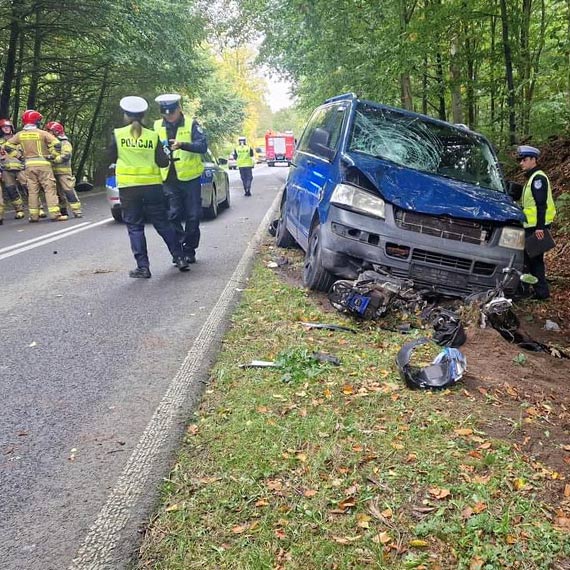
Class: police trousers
239,167,253,193
119,184,182,269
163,176,201,256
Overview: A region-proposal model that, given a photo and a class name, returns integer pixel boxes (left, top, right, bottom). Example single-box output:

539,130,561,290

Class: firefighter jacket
521,169,556,229
114,125,163,188
51,137,73,175
153,117,205,182
236,145,255,168
0,136,25,171
5,127,61,169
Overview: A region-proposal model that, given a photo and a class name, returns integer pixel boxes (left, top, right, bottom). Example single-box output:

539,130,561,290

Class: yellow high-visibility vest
114,125,162,188
236,145,254,168
521,170,556,228
153,119,204,182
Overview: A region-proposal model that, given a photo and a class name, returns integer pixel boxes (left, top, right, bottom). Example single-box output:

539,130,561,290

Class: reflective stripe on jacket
5,128,60,169
114,125,162,188
522,169,556,228
153,120,204,182
236,146,254,168
0,139,25,171
52,138,73,175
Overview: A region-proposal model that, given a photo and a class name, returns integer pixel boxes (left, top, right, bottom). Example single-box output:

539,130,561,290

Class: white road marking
69,192,282,569
0,219,113,261
0,222,91,255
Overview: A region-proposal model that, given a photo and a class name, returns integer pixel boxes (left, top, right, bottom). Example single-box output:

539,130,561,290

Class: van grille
394,208,494,245
412,249,471,271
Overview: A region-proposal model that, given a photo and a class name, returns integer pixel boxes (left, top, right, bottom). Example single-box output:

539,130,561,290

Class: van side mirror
309,127,335,161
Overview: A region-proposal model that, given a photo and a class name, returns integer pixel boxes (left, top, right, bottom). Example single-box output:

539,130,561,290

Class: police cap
516,145,540,159
155,93,181,114
120,96,148,116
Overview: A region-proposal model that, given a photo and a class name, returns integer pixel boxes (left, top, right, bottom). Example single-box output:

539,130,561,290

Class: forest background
1,0,569,195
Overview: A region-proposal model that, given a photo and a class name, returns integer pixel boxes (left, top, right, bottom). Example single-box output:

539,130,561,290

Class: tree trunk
26,2,43,110
75,66,110,181
499,0,517,145
0,1,21,118
12,32,26,125
449,37,462,124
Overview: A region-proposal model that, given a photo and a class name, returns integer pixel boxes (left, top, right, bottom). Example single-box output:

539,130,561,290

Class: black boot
174,256,190,272
129,267,151,278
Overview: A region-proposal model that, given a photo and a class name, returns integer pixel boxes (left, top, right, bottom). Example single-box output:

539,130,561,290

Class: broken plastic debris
239,360,278,368
300,322,357,333
544,320,561,332
312,352,341,366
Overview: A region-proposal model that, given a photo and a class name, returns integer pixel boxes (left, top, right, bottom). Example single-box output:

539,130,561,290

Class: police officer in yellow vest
233,136,255,196
109,96,189,278
154,93,207,264
515,145,557,300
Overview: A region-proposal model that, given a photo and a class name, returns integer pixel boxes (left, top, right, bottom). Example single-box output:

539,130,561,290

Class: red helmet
0,118,14,133
22,109,43,125
46,121,65,136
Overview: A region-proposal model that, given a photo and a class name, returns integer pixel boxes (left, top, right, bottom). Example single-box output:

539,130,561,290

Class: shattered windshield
348,103,505,192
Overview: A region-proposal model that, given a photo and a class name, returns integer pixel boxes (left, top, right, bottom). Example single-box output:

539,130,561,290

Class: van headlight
331,183,385,219
499,227,525,250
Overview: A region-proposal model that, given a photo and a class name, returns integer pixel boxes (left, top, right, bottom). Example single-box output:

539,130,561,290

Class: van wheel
303,223,335,292
204,186,218,219
275,197,295,248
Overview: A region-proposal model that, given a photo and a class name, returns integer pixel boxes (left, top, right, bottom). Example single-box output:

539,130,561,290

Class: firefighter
0,118,26,223
154,93,207,264
4,110,67,222
109,96,189,278
233,136,254,196
45,121,83,218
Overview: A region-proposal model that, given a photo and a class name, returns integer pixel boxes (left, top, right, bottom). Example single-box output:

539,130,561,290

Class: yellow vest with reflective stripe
114,125,162,188
153,119,204,182
521,170,556,228
53,139,73,175
236,145,254,167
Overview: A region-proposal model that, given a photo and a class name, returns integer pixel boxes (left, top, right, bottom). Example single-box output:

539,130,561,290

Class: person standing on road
3,110,67,223
109,96,189,278
45,121,83,218
513,145,557,300
0,119,26,224
233,136,254,196
154,93,207,265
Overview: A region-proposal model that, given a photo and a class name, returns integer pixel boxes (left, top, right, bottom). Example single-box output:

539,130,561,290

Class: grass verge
137,244,570,570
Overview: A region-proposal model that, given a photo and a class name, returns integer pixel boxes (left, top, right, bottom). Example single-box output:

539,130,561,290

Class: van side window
298,104,347,157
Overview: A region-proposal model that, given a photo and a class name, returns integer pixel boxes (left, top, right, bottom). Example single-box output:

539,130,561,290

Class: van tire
275,198,295,248
303,223,335,292
204,186,218,219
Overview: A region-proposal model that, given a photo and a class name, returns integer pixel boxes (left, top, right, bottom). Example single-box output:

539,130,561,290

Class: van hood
344,152,524,223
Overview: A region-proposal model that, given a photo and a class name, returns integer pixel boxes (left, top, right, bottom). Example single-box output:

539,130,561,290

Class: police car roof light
324,93,358,104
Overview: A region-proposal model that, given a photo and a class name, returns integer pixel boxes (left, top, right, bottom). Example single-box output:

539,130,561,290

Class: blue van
275,93,526,296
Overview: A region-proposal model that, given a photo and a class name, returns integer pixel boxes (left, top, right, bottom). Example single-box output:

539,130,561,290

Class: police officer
45,121,83,218
4,110,66,222
514,145,557,300
109,96,189,278
0,118,26,223
154,93,207,264
233,136,254,196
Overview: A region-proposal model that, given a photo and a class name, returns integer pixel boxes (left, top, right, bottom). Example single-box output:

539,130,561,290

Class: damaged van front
276,93,525,296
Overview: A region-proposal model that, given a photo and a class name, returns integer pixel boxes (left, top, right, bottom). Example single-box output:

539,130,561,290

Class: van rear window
348,103,505,193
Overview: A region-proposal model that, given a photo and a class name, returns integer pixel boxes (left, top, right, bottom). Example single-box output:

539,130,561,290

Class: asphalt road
0,165,288,570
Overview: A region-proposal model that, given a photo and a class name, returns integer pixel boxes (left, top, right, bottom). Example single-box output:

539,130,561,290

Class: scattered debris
544,320,561,332
299,322,357,334
421,306,466,347
311,351,341,366
396,338,467,390
268,219,278,237
239,360,278,368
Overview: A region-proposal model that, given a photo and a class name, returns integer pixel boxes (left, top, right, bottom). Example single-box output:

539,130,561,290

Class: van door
289,103,347,249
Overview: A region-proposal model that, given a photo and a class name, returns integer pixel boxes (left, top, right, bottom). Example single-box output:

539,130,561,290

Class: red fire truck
265,131,295,167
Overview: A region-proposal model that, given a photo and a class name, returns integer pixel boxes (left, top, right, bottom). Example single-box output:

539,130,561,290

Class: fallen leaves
428,487,451,500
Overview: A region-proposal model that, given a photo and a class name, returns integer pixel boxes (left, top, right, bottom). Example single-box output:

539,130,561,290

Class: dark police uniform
154,94,207,264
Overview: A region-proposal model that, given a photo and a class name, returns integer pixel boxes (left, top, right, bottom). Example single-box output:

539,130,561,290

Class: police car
106,149,230,222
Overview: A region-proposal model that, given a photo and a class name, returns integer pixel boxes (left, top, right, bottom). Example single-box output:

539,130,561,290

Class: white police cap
155,93,181,108
517,145,540,159
119,96,148,115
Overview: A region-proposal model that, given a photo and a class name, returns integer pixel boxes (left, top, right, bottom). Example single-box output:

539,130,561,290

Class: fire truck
265,131,295,167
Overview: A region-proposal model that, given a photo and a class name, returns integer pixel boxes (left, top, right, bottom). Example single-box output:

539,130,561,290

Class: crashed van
275,93,526,296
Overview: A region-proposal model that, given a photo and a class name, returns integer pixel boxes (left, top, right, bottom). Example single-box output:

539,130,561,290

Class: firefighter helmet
22,109,43,125
0,118,14,133
46,121,65,136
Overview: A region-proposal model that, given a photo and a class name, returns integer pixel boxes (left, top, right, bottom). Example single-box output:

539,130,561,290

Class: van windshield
348,103,505,192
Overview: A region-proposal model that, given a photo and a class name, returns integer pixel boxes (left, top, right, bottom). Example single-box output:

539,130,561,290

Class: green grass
137,247,570,569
